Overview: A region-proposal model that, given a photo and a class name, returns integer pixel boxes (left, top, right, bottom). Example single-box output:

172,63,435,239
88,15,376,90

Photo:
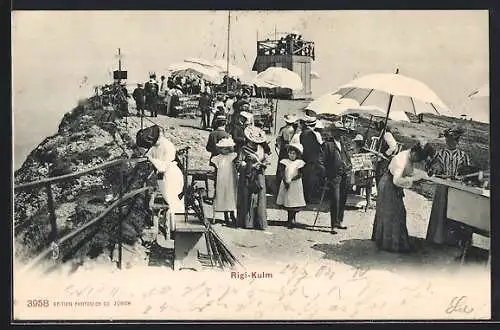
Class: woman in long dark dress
426,127,471,246
371,143,433,252
235,126,271,230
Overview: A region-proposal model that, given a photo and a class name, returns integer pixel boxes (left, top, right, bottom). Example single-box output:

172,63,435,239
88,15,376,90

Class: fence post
45,183,58,242
118,162,124,270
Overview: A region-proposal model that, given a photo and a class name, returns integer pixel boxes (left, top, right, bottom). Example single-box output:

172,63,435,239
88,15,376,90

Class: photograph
12,10,491,320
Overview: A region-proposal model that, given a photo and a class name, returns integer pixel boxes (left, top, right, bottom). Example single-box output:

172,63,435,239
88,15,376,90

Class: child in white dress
276,143,306,229
210,137,238,226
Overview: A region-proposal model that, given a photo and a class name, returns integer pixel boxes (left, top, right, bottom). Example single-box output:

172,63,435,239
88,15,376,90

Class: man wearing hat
318,122,352,234
132,83,146,117
206,115,230,161
276,114,299,161
199,91,213,129
426,125,472,249
211,96,227,129
145,73,160,117
231,111,253,153
299,115,323,203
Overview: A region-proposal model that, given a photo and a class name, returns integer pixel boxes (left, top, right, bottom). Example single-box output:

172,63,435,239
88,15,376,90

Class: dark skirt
236,169,268,230
426,185,469,246
375,158,390,186
371,172,411,252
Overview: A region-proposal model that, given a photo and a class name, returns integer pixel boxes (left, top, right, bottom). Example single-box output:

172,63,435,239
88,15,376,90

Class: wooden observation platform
252,32,315,100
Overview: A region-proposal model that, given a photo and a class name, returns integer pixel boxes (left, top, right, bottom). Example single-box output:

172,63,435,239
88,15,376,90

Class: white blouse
388,149,416,189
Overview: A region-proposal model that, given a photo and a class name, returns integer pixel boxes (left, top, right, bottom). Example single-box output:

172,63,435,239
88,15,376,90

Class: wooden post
118,162,124,269
45,183,58,242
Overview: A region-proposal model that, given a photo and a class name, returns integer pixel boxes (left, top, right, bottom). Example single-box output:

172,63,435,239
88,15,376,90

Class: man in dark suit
300,116,323,203
319,123,352,234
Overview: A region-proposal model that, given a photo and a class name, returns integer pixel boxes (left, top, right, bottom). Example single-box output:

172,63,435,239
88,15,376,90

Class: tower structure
252,32,315,100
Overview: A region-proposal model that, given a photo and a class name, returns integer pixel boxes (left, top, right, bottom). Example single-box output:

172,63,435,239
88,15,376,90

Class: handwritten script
14,262,488,319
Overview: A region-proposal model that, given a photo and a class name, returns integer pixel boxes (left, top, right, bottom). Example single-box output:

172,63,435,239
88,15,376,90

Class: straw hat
216,137,235,148
287,142,304,155
353,134,364,142
443,126,465,139
284,114,298,124
244,126,267,144
332,121,348,131
303,115,318,126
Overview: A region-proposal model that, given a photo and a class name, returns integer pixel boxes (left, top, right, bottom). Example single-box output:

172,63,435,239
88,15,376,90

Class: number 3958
27,299,49,307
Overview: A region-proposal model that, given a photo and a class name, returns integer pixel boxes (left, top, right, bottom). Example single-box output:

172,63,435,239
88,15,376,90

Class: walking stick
312,180,329,228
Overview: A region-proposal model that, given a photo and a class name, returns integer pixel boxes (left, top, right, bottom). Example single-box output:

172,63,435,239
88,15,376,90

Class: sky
12,10,489,168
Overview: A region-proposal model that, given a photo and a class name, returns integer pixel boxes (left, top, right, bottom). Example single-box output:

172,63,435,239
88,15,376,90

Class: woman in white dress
210,137,238,226
276,143,307,229
146,135,184,234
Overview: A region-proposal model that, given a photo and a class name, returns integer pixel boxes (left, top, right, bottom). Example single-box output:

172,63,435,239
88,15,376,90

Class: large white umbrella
332,71,452,152
335,72,452,118
306,93,360,115
255,67,303,132
168,62,222,84
468,83,489,98
183,57,216,68
254,67,303,90
211,59,244,77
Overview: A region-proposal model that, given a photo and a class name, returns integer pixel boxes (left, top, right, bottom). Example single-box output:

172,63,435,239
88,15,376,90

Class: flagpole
226,10,231,93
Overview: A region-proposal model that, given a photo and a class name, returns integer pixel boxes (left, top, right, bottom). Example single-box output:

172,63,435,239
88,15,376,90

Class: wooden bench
173,215,208,271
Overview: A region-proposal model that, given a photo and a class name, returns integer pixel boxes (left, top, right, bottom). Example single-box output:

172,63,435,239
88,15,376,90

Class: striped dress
426,147,471,245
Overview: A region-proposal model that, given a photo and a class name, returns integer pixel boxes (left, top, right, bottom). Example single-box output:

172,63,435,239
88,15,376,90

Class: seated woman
371,142,434,252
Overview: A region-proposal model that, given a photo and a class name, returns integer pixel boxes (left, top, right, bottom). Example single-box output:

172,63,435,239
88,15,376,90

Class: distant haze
12,10,489,169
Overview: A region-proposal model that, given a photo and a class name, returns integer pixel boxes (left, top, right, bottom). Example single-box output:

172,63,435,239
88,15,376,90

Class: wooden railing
15,157,151,272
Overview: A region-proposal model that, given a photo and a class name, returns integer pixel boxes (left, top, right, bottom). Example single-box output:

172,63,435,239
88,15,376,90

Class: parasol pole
376,68,399,152
274,89,279,134
364,114,373,141
226,10,231,93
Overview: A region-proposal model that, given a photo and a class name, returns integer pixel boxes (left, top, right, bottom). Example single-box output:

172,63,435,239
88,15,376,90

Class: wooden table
423,175,490,265
173,216,207,271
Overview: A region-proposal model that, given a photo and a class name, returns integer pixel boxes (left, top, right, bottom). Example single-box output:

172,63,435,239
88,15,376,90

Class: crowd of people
203,105,474,255
257,32,316,59
135,73,476,256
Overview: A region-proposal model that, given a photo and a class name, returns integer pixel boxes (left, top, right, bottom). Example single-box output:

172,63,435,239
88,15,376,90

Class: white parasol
341,104,411,123
211,59,244,77
183,57,216,68
168,62,222,84
255,67,303,133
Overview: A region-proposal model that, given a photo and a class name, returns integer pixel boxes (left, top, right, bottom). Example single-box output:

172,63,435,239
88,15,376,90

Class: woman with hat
211,137,238,226
276,142,306,229
371,142,434,252
206,115,230,162
426,126,472,247
299,115,323,203
235,126,271,230
373,121,399,186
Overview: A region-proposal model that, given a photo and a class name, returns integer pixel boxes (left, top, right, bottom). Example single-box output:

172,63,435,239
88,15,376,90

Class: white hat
315,121,325,129
353,134,364,142
284,114,298,124
244,126,267,144
240,111,253,120
303,115,318,126
216,137,235,148
286,142,304,155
